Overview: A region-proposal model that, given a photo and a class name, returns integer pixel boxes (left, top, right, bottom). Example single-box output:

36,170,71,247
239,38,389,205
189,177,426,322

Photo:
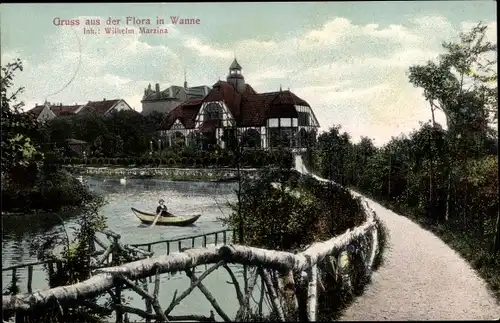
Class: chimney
103,98,106,101
169,87,173,98
156,83,160,98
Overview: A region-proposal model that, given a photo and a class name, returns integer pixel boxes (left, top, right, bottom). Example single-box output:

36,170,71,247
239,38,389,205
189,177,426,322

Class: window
280,118,291,127
267,118,279,127
205,103,223,120
298,112,309,126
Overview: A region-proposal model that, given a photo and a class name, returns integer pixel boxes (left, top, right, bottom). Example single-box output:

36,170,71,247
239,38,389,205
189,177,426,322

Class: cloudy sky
1,2,496,145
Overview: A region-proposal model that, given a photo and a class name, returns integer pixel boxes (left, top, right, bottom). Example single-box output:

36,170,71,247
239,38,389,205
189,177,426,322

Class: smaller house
75,99,136,116
26,103,57,122
51,103,82,117
66,138,90,157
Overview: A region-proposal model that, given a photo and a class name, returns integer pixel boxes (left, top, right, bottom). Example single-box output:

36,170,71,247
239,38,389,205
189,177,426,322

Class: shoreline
63,165,260,181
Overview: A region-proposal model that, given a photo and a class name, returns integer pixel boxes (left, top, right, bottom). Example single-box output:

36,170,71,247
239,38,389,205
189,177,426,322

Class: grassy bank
225,167,389,320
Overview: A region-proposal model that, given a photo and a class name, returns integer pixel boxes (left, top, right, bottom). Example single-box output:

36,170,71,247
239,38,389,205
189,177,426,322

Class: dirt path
341,192,500,320
292,155,500,320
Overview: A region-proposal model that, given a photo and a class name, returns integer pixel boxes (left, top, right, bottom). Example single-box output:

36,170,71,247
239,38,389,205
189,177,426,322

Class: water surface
2,177,270,321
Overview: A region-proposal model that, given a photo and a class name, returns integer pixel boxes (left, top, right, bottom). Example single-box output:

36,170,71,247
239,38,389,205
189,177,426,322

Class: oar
150,213,161,228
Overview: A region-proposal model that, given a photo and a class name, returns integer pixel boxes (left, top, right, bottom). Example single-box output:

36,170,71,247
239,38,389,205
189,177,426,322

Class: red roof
51,105,80,117
79,99,121,115
26,106,45,118
160,99,203,130
160,80,310,130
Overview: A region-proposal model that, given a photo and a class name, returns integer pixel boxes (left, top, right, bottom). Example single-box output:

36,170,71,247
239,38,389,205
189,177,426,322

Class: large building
141,76,211,116
158,59,320,150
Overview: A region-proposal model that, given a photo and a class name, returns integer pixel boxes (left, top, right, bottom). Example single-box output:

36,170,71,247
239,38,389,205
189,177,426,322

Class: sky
1,2,497,146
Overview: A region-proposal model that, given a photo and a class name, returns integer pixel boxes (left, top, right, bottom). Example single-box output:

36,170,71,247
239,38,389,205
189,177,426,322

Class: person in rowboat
156,199,173,217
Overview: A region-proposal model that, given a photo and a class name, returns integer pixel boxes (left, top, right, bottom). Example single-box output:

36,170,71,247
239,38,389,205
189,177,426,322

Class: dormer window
205,103,223,120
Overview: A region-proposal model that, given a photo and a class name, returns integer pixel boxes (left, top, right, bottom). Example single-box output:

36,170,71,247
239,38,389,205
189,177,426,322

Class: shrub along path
293,155,500,320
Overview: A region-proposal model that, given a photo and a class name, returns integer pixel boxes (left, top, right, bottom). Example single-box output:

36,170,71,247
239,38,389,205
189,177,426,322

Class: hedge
54,149,294,169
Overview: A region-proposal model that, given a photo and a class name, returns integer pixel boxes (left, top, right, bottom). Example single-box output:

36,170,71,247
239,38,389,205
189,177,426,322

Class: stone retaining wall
63,165,259,181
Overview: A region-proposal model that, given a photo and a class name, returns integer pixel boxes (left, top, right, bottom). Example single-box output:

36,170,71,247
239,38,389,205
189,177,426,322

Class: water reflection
2,176,236,268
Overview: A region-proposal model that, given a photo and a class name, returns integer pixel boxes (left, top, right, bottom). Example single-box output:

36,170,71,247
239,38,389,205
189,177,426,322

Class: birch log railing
2,229,234,295
2,200,382,322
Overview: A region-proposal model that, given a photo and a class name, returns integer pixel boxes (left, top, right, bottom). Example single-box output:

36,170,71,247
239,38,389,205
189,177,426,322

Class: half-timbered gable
158,59,320,150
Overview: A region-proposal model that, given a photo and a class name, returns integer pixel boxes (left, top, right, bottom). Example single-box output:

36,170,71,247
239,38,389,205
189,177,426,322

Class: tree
408,22,497,130
1,59,41,175
408,22,497,222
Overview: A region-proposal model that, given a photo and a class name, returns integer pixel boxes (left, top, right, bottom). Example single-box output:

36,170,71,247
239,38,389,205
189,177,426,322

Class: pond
2,177,270,321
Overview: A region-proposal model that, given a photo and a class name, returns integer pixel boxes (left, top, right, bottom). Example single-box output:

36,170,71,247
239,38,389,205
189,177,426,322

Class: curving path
293,155,500,321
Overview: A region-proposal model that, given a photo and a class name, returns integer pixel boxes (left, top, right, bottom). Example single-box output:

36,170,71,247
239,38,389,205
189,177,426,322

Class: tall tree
1,59,41,176
408,22,497,222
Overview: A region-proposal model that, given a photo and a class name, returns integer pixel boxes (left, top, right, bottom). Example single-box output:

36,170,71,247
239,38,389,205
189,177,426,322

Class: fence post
27,265,33,293
10,268,17,293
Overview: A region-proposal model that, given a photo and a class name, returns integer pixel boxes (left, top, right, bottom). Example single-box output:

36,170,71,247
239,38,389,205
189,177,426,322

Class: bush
90,157,98,165
168,158,175,167
1,168,96,212
181,157,188,167
225,168,365,251
154,158,161,167
216,156,225,167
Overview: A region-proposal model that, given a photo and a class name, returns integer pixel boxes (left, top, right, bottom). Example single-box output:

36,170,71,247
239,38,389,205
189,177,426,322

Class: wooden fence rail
2,200,381,322
2,228,235,296
131,229,235,255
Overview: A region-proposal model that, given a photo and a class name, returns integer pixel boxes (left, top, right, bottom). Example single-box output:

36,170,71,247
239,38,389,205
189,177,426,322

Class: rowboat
131,207,201,226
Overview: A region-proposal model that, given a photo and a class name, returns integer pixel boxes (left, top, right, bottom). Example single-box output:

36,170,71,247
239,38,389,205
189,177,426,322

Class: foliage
1,168,95,213
1,59,42,175
55,147,294,169
1,197,111,323
306,21,499,301
408,22,497,130
222,166,365,251
41,109,158,158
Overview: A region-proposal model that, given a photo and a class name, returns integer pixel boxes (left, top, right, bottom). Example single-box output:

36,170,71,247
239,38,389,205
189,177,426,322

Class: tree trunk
429,160,434,220
492,207,500,254
431,106,436,127
387,153,392,199
445,171,451,221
